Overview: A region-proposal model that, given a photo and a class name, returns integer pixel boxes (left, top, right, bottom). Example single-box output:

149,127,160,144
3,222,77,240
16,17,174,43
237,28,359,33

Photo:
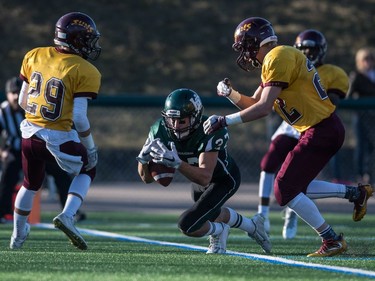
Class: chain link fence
90,97,375,185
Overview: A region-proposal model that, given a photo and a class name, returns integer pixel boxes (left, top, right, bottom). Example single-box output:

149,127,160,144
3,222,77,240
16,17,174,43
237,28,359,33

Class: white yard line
36,223,375,279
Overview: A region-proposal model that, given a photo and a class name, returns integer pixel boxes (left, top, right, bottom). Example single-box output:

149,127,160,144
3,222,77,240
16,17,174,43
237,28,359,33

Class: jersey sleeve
204,127,229,152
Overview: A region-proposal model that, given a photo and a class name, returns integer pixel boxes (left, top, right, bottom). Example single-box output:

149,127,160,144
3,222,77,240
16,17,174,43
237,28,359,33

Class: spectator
348,47,375,184
10,12,100,250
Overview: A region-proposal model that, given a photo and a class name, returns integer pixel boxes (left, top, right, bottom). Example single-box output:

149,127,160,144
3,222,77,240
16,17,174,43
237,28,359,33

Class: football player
258,29,358,240
10,12,101,250
137,88,271,254
203,17,373,257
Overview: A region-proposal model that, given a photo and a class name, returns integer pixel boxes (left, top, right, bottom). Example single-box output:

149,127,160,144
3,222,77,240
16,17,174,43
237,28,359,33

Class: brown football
148,162,175,187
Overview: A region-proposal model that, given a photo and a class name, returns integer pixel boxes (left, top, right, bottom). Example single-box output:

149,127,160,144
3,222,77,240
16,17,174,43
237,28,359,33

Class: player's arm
18,81,29,110
137,162,154,184
178,151,218,187
236,86,280,124
73,97,97,170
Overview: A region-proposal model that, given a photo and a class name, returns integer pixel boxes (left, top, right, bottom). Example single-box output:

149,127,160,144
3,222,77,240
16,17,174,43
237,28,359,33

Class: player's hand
203,115,227,135
136,138,158,165
150,140,182,169
217,78,232,97
85,146,98,170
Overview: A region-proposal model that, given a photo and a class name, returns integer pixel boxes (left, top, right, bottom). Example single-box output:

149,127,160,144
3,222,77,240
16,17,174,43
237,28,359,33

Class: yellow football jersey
261,46,335,132
317,64,349,98
20,47,101,131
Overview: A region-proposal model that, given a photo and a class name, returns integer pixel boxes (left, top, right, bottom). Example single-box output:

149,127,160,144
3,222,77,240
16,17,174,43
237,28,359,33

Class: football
148,162,175,187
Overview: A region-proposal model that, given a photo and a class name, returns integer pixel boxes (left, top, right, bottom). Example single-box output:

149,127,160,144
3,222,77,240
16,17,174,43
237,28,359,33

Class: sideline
37,223,375,279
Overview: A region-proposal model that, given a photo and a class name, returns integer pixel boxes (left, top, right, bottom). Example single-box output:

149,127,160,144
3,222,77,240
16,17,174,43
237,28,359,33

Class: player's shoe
352,184,373,222
53,213,88,250
307,233,347,257
282,207,298,239
248,214,272,253
206,223,230,254
10,223,30,250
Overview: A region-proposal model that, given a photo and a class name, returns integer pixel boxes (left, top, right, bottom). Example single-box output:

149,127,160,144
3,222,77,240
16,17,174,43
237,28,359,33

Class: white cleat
264,216,270,235
248,214,272,253
53,213,88,250
10,223,30,250
206,223,230,254
282,207,298,239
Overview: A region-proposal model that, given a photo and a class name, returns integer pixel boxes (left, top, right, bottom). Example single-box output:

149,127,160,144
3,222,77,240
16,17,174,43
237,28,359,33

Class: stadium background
1,0,374,184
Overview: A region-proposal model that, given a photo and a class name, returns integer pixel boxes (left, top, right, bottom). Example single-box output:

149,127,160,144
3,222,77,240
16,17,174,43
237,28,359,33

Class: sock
318,225,339,241
306,180,346,199
258,171,274,198
61,174,92,217
62,195,82,218
287,193,325,229
226,207,256,234
206,222,225,236
345,185,361,201
258,205,269,218
258,171,274,218
13,186,36,237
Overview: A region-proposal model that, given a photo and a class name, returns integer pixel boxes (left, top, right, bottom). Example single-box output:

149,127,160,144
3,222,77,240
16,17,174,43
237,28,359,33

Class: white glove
150,140,182,169
203,115,227,135
85,146,98,170
136,138,158,165
217,78,232,97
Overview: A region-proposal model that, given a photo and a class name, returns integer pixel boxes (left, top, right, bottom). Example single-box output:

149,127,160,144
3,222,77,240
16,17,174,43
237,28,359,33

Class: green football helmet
162,88,204,140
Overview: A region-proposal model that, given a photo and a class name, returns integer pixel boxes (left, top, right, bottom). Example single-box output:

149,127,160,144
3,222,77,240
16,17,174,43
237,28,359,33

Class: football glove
203,115,227,135
150,140,182,169
85,146,98,170
217,78,232,97
136,138,158,165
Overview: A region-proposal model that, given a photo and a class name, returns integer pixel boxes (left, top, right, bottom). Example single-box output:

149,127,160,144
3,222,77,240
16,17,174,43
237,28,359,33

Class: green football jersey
147,116,237,181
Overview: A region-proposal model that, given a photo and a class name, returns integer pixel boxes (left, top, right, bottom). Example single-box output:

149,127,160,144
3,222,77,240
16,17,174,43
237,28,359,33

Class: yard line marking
37,223,375,279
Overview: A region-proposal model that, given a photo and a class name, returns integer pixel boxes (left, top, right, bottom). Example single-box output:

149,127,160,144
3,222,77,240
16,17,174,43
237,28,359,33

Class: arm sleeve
73,97,90,132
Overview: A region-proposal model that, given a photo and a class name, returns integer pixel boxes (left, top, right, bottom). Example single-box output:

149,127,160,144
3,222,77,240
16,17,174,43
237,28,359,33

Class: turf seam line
36,223,375,279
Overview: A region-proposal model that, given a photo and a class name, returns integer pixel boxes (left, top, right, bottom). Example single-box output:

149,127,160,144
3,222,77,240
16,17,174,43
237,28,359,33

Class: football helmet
232,17,278,71
54,12,101,60
294,29,327,67
162,88,203,141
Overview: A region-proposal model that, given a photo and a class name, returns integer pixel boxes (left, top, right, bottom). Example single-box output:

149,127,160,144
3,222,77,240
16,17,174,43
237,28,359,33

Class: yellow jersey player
10,12,101,250
203,17,373,257
258,30,362,241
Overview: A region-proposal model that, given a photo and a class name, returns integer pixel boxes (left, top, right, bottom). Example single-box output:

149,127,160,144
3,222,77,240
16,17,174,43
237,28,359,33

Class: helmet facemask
162,110,200,141
233,37,261,71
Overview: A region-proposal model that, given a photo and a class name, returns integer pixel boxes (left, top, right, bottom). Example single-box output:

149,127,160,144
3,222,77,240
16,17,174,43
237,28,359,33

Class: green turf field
0,211,374,281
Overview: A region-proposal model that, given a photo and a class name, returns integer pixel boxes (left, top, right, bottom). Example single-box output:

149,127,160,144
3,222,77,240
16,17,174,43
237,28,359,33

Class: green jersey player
137,88,271,254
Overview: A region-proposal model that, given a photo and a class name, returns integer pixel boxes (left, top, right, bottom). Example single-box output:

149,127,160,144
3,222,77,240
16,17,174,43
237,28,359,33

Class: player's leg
10,137,46,249
275,113,347,257
259,134,298,234
52,140,95,250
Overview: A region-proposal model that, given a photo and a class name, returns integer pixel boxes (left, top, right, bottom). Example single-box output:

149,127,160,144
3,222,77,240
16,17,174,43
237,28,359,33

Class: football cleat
53,213,88,250
206,223,230,254
248,214,272,253
307,233,347,257
282,207,298,239
10,223,30,250
352,184,373,222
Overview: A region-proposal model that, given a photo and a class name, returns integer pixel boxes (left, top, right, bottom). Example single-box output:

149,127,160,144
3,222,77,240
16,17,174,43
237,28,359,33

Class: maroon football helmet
54,12,101,60
294,29,327,67
232,17,278,71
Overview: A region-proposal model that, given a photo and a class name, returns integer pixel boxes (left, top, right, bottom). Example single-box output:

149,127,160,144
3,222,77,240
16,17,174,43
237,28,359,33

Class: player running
203,17,373,257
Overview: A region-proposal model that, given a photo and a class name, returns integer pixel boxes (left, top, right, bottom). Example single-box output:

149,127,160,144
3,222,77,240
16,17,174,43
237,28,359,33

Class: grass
0,211,374,281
